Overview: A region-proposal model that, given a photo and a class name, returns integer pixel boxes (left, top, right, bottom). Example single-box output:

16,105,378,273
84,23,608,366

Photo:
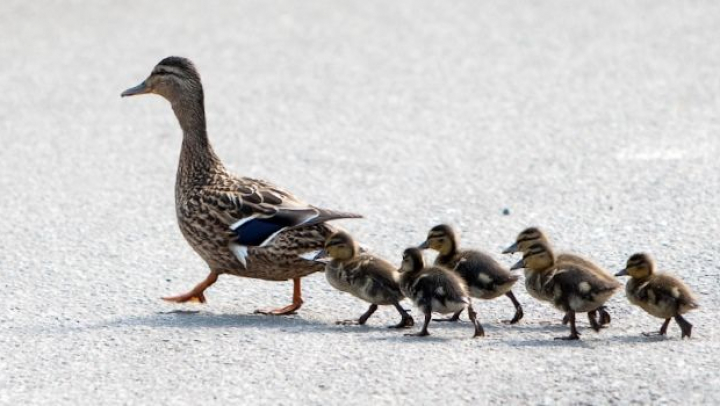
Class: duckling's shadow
97,310,339,333
507,338,595,349
605,333,678,344
365,334,453,343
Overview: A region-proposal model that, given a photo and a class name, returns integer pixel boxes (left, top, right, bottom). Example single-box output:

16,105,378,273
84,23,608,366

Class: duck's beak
510,259,525,271
121,81,151,97
615,268,628,277
417,241,430,249
502,242,519,254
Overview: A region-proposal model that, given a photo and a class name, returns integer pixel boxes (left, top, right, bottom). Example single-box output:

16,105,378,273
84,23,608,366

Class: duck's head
400,247,425,273
503,227,548,254
316,231,358,262
616,253,655,279
121,56,202,103
418,224,457,255
510,242,555,271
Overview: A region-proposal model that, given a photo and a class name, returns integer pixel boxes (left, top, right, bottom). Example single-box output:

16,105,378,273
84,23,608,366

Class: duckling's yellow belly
525,270,552,302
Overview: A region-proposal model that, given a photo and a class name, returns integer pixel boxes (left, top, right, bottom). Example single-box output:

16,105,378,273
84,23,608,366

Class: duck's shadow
97,310,341,333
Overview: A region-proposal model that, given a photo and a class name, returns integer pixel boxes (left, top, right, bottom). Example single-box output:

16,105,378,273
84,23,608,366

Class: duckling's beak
121,81,151,97
615,268,628,277
502,243,519,254
417,241,430,249
510,259,525,271
313,249,329,262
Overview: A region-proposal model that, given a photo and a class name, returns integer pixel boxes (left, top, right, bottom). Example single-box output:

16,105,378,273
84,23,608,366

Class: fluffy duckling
616,253,699,338
398,248,483,337
317,232,414,328
418,224,523,324
503,227,613,326
511,242,621,340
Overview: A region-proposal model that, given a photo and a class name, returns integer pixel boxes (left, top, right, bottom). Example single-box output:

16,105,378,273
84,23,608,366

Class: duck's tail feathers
305,208,363,226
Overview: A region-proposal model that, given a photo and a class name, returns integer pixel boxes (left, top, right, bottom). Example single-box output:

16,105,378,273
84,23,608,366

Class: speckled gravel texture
2,1,719,405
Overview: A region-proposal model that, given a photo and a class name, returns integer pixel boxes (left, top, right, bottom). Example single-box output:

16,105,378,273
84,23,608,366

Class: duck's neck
172,93,225,189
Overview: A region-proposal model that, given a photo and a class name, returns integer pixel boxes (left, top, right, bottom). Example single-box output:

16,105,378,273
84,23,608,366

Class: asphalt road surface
2,1,719,404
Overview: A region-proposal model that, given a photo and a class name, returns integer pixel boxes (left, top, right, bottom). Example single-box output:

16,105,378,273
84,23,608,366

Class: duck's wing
202,177,362,248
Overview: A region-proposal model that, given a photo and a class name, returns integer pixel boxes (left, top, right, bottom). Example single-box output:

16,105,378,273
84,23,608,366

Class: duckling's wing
649,274,699,309
361,256,401,288
457,250,518,285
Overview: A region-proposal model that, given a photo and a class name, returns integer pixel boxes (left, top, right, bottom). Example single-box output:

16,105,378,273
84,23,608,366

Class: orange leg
255,277,304,315
162,271,219,303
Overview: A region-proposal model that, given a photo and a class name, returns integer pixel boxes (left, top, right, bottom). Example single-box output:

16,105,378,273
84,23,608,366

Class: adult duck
121,56,361,314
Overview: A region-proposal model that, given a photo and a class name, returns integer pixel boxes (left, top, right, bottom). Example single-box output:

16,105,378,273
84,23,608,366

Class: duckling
122,57,362,315
418,224,523,324
503,227,613,326
398,248,484,338
316,231,414,328
616,253,699,338
511,242,621,340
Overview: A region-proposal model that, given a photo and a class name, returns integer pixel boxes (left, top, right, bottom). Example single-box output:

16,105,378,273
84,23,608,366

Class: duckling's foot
405,313,431,337
357,304,379,325
674,315,693,339
433,310,462,322
161,271,218,304
588,310,605,332
555,311,580,340
562,312,570,325
467,303,485,338
501,291,524,324
254,277,304,316
390,316,415,329
642,318,671,337
598,306,612,326
390,303,415,329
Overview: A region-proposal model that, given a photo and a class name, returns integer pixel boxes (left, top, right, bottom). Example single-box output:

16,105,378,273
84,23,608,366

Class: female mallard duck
315,231,414,328
399,248,484,338
121,56,361,314
418,224,523,324
616,253,699,338
511,242,621,340
503,227,613,326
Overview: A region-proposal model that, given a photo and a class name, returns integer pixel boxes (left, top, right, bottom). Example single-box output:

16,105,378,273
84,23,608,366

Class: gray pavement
1,1,719,404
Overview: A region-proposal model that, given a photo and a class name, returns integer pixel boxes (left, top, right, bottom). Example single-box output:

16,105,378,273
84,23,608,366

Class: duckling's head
510,242,555,271
503,227,549,254
321,231,359,262
616,253,655,279
400,247,425,273
418,224,458,255
121,56,203,103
